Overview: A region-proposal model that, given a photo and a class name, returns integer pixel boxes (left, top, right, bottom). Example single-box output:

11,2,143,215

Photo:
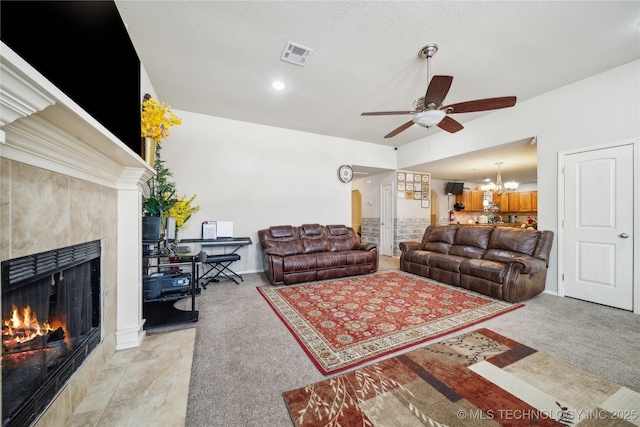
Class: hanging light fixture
494,162,505,196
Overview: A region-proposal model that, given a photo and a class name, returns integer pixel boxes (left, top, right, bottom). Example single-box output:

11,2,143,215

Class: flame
3,305,55,347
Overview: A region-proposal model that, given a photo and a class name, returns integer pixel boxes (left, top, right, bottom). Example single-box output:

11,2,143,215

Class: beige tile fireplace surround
1,43,155,425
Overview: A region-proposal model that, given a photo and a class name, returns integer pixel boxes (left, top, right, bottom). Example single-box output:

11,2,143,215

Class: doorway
560,140,636,311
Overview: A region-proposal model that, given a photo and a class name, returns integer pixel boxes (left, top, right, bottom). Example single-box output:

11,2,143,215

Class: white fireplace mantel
1,41,154,350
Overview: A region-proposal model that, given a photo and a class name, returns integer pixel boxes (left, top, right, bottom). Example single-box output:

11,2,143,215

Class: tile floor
64,328,196,427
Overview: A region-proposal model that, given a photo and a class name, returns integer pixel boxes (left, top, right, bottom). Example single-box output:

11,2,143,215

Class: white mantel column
115,168,152,350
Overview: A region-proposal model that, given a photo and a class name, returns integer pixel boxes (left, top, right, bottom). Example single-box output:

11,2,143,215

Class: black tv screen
445,182,464,195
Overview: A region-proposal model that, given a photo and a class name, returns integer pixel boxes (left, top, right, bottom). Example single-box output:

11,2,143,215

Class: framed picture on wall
405,191,414,199
398,191,405,199
421,199,430,208
414,174,421,182
397,172,405,181
397,182,406,191
422,191,429,199
414,183,422,191
422,174,429,183
405,173,414,182
414,191,422,199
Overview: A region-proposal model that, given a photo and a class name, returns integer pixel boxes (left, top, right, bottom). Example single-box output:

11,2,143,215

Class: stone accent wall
360,217,380,246
361,217,429,257
394,217,429,257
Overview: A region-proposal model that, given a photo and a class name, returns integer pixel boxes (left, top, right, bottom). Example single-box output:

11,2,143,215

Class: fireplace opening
2,241,101,427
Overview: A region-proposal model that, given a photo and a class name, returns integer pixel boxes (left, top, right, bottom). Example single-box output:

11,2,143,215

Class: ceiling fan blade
384,120,415,138
424,75,453,107
361,111,417,116
437,116,464,133
443,96,517,114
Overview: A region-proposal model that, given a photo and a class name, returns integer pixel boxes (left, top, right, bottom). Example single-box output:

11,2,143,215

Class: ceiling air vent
281,42,313,66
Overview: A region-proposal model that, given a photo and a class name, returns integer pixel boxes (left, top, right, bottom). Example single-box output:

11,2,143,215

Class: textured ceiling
116,1,639,183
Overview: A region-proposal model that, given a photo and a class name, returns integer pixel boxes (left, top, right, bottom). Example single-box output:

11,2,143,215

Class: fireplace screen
2,241,101,427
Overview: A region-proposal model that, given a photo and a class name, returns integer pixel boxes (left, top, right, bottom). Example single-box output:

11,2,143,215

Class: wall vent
281,42,313,66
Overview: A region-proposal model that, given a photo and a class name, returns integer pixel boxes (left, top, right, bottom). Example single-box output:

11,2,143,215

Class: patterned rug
258,271,522,374
284,328,640,426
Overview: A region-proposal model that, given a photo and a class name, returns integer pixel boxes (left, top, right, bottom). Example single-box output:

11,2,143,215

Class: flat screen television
445,182,464,195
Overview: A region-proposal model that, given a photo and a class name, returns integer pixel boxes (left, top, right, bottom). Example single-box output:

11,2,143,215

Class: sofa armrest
264,247,284,257
399,241,421,252
354,242,377,251
509,257,546,274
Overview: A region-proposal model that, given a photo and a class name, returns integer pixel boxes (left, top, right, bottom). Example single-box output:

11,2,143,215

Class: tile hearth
58,328,195,427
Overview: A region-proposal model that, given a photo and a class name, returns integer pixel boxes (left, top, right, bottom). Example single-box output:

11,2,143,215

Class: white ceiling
115,1,639,184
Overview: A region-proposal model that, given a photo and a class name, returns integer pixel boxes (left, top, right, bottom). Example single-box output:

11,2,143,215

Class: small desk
180,237,252,287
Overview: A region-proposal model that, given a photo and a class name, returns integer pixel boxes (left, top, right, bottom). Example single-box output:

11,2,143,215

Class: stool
200,253,242,287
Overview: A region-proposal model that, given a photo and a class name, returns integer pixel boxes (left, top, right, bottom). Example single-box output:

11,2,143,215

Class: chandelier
481,162,518,196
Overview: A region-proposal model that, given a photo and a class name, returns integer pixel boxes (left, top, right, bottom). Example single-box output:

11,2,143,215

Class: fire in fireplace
1,241,101,427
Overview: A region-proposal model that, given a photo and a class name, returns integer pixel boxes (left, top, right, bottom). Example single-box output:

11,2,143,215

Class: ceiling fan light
412,110,446,127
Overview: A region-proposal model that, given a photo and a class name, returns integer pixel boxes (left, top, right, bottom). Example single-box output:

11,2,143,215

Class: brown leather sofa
258,224,378,285
399,225,554,302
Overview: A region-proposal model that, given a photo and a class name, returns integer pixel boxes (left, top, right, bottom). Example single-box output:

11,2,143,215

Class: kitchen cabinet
531,191,537,211
456,189,485,211
519,192,532,212
507,192,520,212
493,193,507,211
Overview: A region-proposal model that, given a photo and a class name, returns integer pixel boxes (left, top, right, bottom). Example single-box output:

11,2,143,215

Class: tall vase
143,136,157,167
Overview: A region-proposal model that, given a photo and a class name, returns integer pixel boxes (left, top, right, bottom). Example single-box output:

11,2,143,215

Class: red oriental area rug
258,271,522,374
284,328,638,426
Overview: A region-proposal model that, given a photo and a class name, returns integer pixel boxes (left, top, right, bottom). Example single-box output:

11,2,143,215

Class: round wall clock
338,165,353,183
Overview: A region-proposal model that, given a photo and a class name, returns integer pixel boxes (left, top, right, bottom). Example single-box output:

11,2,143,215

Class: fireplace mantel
1,41,152,350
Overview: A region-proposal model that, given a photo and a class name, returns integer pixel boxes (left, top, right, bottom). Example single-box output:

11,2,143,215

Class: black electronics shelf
142,239,199,329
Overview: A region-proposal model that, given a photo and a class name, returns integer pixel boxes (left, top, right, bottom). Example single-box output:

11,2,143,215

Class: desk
180,237,252,286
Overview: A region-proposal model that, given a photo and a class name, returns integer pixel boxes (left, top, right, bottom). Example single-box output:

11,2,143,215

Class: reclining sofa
258,224,378,285
400,225,553,303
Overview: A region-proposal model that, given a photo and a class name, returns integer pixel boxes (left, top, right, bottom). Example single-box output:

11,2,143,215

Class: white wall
160,112,396,273
398,60,640,293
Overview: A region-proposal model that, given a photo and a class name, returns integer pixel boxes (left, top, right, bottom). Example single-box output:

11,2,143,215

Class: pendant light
494,162,505,196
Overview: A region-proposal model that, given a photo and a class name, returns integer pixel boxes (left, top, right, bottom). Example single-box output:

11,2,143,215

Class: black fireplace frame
1,240,101,427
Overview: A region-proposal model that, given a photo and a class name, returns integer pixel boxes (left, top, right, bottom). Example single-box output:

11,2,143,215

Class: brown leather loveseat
400,225,553,302
258,224,378,285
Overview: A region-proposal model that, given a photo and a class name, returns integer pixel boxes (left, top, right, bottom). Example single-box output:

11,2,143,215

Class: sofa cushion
460,259,507,283
301,223,324,236
423,225,458,254
449,226,493,259
302,237,331,254
327,224,350,235
488,227,539,256
428,253,466,272
270,225,296,238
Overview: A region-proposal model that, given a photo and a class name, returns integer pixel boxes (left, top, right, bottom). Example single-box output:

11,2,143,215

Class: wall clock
338,165,353,183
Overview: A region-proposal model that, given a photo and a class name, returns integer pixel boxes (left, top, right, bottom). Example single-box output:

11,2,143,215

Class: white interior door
380,184,393,256
563,144,634,310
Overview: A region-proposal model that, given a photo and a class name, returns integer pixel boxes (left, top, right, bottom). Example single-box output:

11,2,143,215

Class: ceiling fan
361,44,517,138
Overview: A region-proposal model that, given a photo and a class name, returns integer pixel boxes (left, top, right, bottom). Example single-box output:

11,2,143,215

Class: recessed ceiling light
272,81,285,90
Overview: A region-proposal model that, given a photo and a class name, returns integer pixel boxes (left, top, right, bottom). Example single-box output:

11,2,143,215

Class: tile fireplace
1,42,154,425
2,241,101,427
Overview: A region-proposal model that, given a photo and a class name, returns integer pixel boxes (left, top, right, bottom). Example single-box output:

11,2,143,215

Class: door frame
379,183,394,256
557,137,639,314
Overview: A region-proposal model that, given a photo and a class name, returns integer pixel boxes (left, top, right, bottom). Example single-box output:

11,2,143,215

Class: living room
1,1,639,426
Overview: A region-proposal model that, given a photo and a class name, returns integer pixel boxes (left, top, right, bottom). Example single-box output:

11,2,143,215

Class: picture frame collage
397,172,430,208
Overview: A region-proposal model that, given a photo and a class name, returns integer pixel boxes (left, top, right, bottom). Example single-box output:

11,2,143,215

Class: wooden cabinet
531,191,537,211
519,192,532,212
471,190,484,211
507,192,520,212
493,193,507,211
456,190,537,212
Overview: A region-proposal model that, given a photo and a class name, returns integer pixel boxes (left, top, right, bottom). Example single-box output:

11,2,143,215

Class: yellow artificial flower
167,194,200,230
141,97,182,141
